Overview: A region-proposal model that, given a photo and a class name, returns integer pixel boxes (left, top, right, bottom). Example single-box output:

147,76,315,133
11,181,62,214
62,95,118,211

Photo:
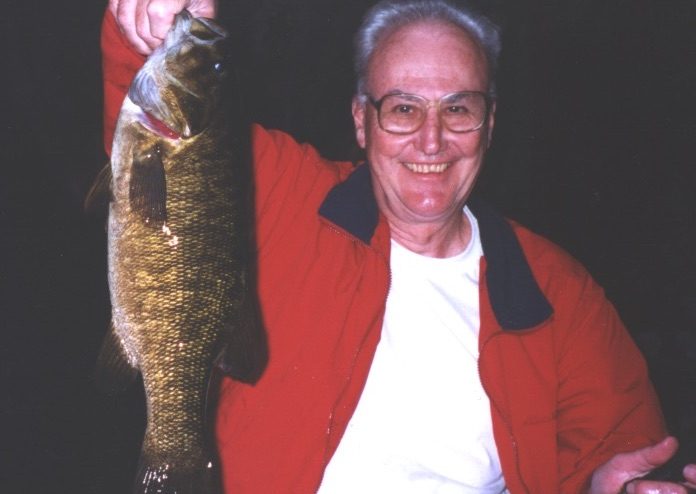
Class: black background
2,0,695,492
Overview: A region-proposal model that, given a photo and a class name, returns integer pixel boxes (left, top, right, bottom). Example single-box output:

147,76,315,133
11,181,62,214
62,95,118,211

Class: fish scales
96,11,266,494
112,135,238,456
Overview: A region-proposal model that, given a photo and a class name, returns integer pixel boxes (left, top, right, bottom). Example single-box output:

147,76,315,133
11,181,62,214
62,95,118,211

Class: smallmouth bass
91,10,267,494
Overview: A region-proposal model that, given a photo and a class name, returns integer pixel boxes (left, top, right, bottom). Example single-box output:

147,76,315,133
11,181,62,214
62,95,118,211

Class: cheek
366,125,411,160
455,132,490,159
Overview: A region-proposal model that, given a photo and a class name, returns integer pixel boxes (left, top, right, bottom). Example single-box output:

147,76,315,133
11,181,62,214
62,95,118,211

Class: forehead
367,20,489,97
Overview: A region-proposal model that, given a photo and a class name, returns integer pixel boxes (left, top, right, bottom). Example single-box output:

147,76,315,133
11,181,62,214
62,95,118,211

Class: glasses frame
365,90,493,135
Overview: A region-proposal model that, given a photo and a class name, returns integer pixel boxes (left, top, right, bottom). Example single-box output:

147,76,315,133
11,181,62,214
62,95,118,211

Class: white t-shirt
318,208,507,493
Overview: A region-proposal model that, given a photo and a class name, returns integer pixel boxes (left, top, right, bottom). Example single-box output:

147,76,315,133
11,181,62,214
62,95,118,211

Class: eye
213,61,224,74
391,104,416,115
444,105,470,114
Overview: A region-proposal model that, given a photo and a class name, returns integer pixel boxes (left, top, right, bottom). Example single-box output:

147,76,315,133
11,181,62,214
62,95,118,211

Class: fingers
110,0,150,55
625,479,689,494
684,465,696,485
109,0,197,55
146,0,183,41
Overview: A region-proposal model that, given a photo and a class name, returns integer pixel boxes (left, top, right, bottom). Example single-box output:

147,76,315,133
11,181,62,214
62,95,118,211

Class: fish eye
213,61,224,74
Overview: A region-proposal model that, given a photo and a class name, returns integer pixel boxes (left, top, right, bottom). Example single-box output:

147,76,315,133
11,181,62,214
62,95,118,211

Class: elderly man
102,0,695,492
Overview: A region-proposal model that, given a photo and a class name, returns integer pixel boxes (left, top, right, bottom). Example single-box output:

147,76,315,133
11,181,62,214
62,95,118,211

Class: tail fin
134,454,221,494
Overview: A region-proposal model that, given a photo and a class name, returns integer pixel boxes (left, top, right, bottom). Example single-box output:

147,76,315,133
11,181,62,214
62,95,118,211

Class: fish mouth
140,110,186,140
129,73,190,140
403,162,452,173
127,10,226,141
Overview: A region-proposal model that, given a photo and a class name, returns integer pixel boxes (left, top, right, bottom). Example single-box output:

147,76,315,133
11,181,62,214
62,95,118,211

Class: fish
90,10,267,494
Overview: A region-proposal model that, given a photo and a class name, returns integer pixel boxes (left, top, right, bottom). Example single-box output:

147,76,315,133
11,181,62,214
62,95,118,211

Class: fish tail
133,453,221,494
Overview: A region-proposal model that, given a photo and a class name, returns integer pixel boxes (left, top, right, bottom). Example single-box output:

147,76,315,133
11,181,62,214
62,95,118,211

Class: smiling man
352,18,494,258
102,0,695,492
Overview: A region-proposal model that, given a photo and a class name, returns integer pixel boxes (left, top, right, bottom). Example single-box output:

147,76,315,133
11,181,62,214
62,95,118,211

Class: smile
403,162,451,173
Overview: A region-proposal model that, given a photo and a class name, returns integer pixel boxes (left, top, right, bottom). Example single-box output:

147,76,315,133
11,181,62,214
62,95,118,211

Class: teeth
403,162,451,173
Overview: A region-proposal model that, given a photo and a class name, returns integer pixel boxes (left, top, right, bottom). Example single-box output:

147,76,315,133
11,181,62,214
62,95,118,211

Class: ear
352,96,367,149
485,100,496,149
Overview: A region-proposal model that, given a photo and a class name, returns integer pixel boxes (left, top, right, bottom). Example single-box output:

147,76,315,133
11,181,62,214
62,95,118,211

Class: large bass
91,10,266,494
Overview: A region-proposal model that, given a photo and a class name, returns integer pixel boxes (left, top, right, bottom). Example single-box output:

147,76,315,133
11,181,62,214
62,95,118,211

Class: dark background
2,0,695,492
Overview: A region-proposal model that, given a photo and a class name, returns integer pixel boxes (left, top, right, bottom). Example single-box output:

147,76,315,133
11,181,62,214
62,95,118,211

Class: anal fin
215,295,268,384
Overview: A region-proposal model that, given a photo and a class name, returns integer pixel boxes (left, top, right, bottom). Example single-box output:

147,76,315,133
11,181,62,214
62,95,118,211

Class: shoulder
494,216,652,358
509,221,587,279
508,220,610,318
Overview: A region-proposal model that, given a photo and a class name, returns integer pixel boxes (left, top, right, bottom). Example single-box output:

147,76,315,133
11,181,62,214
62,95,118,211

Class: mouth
141,111,184,140
402,162,452,174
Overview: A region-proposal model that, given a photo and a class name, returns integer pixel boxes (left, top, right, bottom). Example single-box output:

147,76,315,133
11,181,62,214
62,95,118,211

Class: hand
108,0,217,55
590,436,696,493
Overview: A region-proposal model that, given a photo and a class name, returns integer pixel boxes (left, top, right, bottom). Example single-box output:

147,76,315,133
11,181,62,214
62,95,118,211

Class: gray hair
354,0,502,97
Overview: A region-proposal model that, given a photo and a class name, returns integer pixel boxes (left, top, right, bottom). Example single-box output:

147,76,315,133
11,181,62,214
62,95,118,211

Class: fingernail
684,463,696,477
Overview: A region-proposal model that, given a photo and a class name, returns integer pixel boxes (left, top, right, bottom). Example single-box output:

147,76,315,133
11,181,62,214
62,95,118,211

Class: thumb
146,0,216,39
616,436,679,476
186,0,217,19
590,437,679,494
146,0,188,40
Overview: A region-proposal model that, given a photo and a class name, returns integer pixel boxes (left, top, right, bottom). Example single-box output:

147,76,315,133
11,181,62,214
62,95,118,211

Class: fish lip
128,73,188,140
139,111,188,140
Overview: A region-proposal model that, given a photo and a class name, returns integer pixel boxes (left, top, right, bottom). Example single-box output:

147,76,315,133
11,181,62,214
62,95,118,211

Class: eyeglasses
366,91,492,135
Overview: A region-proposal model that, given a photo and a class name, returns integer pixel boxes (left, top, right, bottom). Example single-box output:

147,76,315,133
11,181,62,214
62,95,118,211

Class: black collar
318,164,553,331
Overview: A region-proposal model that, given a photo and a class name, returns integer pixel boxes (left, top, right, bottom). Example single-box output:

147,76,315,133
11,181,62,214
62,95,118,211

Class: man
103,0,696,492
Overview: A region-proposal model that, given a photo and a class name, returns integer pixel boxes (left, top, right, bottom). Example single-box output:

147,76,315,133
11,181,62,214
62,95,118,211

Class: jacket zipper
478,331,531,494
316,220,392,491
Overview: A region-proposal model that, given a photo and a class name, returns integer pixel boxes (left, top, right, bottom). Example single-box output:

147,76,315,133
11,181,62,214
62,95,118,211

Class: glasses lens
378,94,426,134
375,92,488,134
440,92,487,132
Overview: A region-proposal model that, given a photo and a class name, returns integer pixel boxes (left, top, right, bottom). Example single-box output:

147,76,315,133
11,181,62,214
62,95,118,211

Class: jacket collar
318,164,553,331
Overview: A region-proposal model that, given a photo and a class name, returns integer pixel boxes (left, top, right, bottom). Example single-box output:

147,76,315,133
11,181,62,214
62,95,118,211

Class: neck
388,210,471,258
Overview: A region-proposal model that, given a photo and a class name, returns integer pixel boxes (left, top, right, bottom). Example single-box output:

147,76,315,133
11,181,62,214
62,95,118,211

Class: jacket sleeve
491,228,669,493
101,10,145,156
552,264,667,492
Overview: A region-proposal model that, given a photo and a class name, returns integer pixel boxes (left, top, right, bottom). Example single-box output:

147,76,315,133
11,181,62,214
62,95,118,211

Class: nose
416,108,444,155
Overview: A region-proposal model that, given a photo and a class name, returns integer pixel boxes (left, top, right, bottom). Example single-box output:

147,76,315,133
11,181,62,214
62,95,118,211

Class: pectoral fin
93,322,138,394
129,144,167,228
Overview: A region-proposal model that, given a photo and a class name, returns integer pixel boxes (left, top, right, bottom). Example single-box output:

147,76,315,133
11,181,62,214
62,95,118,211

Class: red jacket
101,12,666,493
